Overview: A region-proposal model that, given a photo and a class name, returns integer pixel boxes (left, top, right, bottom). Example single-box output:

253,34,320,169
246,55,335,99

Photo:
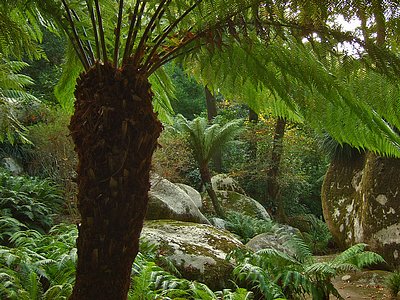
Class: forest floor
310,255,394,299
331,269,391,299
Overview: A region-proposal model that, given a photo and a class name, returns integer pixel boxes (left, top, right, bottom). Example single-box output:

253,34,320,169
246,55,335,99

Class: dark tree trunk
69,63,162,300
248,107,259,162
248,108,258,123
205,86,218,122
205,86,222,172
199,163,225,218
266,117,286,223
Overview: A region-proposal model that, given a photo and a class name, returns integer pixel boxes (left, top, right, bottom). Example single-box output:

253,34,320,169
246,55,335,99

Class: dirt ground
330,270,393,300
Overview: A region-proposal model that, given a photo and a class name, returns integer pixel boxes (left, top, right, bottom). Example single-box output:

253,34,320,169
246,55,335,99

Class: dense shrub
224,118,328,217
0,170,63,236
225,212,275,243
26,109,78,221
0,225,252,300
386,270,400,299
152,127,200,186
229,237,385,300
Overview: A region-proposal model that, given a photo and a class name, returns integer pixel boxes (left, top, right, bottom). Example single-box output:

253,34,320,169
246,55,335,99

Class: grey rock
1,157,23,175
141,220,244,290
147,174,209,224
203,190,270,220
211,174,246,195
176,183,202,209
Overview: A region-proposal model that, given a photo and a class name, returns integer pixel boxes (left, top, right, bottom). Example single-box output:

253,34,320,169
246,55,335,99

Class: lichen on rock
141,220,245,290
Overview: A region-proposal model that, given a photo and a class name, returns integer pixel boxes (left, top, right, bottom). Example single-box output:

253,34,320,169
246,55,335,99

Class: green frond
0,2,45,60
149,66,176,124
331,243,368,265
176,115,241,165
233,262,285,300
282,233,313,264
187,32,400,157
54,42,83,112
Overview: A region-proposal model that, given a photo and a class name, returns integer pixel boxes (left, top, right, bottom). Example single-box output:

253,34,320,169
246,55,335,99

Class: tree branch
122,0,141,64
144,0,201,69
113,0,124,68
132,0,170,66
94,0,108,63
86,0,100,60
61,0,90,70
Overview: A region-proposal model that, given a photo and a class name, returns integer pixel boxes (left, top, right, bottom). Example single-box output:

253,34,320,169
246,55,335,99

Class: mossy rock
322,152,400,267
202,190,270,220
211,174,246,194
147,175,209,224
141,220,244,290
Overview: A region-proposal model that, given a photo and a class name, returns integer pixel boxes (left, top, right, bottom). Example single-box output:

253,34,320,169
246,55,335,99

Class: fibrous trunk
200,164,225,218
69,63,162,300
266,117,286,223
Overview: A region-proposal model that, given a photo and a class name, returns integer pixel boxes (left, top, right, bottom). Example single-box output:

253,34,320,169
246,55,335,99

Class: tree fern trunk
266,117,286,223
205,86,222,172
69,63,162,300
200,164,225,218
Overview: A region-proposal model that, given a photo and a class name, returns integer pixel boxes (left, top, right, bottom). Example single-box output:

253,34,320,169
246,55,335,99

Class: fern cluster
0,170,63,239
229,233,385,300
0,224,77,299
225,212,275,243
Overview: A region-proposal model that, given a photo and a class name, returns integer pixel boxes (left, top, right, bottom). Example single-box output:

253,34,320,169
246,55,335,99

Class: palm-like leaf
0,57,39,144
189,35,400,156
176,115,241,165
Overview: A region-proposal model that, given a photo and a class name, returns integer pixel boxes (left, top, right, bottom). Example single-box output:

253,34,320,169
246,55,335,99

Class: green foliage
225,212,275,243
176,115,242,166
386,270,400,298
0,224,77,300
301,214,333,255
24,29,65,104
166,63,206,119
152,126,199,185
0,57,40,144
225,118,328,217
0,170,64,234
229,234,385,300
190,32,400,157
0,1,47,60
130,251,253,300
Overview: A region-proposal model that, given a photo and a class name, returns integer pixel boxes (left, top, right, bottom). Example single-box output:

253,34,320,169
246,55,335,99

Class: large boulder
202,190,270,220
147,175,209,224
246,225,300,256
141,220,244,290
322,152,400,267
1,157,23,175
211,174,246,195
176,183,202,209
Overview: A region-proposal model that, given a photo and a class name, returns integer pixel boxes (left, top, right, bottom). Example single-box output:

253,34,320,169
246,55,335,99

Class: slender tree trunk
266,117,286,223
248,108,258,123
205,86,222,172
69,63,162,300
199,163,225,218
248,107,259,162
205,86,218,122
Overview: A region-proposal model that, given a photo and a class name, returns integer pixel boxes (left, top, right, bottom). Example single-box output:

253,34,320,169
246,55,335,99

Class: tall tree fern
176,115,241,217
11,1,267,298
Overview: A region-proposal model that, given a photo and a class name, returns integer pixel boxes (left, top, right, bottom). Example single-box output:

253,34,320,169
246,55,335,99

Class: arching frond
176,115,241,164
0,1,47,60
187,35,400,157
0,58,39,144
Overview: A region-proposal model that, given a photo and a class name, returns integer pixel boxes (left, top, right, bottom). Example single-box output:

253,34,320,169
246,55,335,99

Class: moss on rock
202,190,270,220
322,152,400,267
141,220,245,290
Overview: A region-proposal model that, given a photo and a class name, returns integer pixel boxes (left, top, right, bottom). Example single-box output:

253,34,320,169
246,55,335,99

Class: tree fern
0,57,39,144
187,31,400,156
